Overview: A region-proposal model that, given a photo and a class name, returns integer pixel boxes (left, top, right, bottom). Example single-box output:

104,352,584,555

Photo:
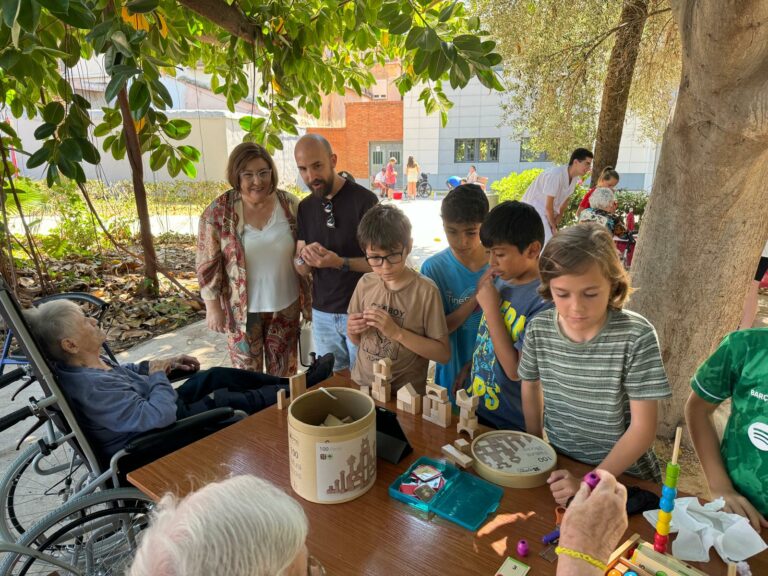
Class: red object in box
392,191,403,200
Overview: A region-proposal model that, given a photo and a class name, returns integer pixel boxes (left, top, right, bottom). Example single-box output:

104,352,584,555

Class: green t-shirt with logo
690,328,768,516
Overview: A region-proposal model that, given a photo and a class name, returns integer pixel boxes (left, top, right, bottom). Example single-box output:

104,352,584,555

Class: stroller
614,209,637,269
417,172,432,198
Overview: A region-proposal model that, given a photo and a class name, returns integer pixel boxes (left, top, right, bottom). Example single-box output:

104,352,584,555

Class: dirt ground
654,289,768,499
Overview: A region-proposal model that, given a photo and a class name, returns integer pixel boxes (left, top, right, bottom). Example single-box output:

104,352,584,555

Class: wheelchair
0,277,241,574
416,173,432,198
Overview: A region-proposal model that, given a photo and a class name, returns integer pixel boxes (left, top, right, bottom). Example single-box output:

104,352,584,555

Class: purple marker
584,471,600,490
516,539,529,557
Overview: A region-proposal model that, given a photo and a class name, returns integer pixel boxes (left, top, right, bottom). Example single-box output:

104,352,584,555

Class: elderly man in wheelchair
23,299,334,465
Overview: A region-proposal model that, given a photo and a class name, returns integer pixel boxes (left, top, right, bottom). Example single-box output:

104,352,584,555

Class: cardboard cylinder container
288,388,377,504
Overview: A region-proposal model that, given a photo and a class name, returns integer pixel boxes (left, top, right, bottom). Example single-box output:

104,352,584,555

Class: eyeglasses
308,555,326,576
365,249,404,267
239,169,272,182
323,200,335,229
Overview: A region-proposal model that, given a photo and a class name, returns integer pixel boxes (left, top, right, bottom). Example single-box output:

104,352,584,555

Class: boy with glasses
347,204,449,394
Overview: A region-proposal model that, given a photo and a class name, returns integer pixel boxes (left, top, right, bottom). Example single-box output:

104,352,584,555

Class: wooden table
128,375,766,575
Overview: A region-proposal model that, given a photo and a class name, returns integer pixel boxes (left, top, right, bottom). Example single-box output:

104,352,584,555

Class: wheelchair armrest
123,407,237,454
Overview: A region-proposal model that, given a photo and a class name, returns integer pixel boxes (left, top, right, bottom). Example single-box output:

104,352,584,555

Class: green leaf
438,1,458,23
449,57,471,89
93,123,113,137
59,138,83,162
17,0,41,32
104,75,127,104
161,119,192,140
150,78,173,108
57,0,95,29
46,163,59,187
427,48,450,81
167,155,180,177
60,33,81,67
111,30,133,57
467,16,480,31
267,133,283,151
404,27,424,51
75,138,99,164
1,0,20,28
128,80,150,119
125,0,158,13
178,144,201,161
149,146,169,171
388,13,412,35
33,123,57,140
0,123,17,137
26,146,50,168
453,34,483,54
413,49,430,75
180,158,197,178
42,102,66,125
239,115,266,132
35,0,67,13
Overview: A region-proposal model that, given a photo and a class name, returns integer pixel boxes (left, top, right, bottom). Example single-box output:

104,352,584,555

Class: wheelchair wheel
0,439,88,542
417,182,432,198
0,488,153,576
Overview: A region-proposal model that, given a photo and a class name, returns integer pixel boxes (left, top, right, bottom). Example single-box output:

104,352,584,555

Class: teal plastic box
388,456,503,531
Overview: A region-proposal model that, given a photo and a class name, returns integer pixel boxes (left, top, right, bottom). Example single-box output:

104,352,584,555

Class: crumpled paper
643,497,767,563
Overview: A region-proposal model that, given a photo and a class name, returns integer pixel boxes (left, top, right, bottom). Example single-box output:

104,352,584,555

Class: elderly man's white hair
129,475,309,576
588,187,616,212
24,299,85,363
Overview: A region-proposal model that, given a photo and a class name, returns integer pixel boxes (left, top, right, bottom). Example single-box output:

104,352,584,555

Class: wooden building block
423,397,451,428
456,389,480,410
372,384,391,403
378,357,392,377
454,438,471,454
360,385,370,396
277,388,288,410
425,382,448,403
442,444,473,468
289,372,307,400
457,416,479,439
396,383,422,415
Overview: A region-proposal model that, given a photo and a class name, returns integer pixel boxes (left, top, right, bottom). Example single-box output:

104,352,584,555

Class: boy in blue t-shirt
421,184,489,402
469,201,552,430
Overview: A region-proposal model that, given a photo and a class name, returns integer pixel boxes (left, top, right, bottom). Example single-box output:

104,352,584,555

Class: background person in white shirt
521,148,593,243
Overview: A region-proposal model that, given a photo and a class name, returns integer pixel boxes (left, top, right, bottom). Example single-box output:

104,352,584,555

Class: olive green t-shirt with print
690,328,768,516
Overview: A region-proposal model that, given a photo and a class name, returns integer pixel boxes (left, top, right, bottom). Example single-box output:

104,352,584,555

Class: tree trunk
628,0,768,436
117,88,159,296
591,0,649,186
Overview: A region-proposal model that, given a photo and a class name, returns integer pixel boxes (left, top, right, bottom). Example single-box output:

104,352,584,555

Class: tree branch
176,0,261,44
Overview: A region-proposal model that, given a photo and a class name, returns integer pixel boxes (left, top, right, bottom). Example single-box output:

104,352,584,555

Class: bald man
294,134,378,372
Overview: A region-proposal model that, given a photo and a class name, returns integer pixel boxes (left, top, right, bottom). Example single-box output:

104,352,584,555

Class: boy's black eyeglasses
365,249,405,267
323,200,335,229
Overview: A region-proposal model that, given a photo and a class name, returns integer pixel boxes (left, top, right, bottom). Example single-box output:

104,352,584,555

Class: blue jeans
311,309,357,371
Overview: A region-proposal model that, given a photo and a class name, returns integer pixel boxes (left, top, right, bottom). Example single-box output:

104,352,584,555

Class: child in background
348,204,449,394
468,201,552,430
685,328,768,532
575,166,620,218
519,224,670,505
421,184,489,402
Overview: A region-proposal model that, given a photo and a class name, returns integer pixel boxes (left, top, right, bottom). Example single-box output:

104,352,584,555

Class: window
520,138,550,163
372,150,383,166
388,151,401,164
454,138,499,163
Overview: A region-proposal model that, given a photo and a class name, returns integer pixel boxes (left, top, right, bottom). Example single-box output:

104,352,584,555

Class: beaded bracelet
555,546,608,571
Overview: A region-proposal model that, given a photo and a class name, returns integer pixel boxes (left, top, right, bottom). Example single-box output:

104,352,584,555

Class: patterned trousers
227,299,300,376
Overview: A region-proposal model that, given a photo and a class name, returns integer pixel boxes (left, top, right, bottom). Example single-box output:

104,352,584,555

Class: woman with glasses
197,142,310,375
129,475,326,576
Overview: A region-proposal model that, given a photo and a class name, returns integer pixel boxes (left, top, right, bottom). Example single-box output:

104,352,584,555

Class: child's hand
548,469,581,506
713,487,768,532
347,312,369,336
363,308,401,340
476,269,500,312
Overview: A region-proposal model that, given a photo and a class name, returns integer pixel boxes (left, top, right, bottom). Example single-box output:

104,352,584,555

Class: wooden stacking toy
654,426,682,554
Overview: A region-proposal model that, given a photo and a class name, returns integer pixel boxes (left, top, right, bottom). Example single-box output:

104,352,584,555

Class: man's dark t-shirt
297,180,378,313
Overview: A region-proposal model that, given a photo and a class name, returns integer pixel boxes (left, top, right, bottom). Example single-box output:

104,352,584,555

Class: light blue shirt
421,248,488,401
56,358,178,460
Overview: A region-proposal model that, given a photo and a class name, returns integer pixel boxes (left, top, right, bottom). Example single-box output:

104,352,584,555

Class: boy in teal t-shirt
685,328,768,531
421,185,489,402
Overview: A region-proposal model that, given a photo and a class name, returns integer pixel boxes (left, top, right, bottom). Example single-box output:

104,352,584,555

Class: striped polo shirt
518,308,671,480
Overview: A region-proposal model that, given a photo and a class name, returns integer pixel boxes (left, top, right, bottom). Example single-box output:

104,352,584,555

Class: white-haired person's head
24,299,93,363
589,187,617,212
129,475,313,576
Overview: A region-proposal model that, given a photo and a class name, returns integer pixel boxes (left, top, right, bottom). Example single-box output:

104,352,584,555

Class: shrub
491,168,543,203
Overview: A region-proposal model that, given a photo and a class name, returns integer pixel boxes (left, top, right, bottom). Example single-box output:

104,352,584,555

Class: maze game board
471,430,557,488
